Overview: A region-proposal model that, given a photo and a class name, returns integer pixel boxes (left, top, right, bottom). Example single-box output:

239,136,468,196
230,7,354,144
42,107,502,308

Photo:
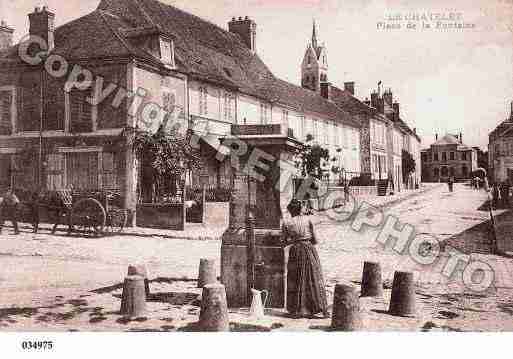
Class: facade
0,0,362,225
489,102,513,183
421,133,477,182
299,28,422,190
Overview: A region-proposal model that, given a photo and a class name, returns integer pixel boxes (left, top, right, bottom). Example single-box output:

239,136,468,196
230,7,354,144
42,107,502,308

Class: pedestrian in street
0,188,20,235
501,181,510,207
448,176,454,192
30,190,41,234
492,182,500,209
282,199,328,319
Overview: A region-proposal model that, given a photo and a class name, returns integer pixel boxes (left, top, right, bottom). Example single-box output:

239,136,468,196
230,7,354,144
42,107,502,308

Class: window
434,152,439,161
260,103,269,124
462,165,468,177
442,152,447,161
0,88,14,135
450,152,455,160
159,37,174,67
65,151,99,190
198,86,209,117
69,89,93,133
19,76,41,132
223,91,233,123
282,110,288,122
343,127,349,148
43,80,65,131
461,152,467,161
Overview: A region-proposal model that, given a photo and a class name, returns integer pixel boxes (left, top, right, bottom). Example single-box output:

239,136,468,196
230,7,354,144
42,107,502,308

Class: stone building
0,0,362,225
421,133,477,182
299,25,421,189
489,102,513,182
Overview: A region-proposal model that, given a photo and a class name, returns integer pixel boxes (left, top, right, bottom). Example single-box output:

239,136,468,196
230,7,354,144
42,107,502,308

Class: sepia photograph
0,0,513,356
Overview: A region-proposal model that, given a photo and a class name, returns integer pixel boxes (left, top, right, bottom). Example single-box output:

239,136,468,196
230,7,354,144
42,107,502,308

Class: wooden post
202,184,207,224
246,210,256,306
123,130,137,227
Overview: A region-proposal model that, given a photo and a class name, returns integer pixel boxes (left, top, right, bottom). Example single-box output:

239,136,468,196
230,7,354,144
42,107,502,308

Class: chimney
344,82,355,96
320,82,332,100
435,133,438,141
29,6,55,51
370,92,379,109
459,132,463,144
228,16,256,53
0,20,14,50
393,102,400,121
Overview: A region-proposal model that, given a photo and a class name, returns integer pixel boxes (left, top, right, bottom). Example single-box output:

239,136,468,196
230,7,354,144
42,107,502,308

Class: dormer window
159,36,175,67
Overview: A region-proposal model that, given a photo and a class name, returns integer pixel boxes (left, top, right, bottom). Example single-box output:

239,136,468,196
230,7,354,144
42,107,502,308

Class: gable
301,45,319,69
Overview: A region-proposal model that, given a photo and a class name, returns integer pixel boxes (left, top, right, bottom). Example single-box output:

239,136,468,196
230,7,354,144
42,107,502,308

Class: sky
1,0,512,150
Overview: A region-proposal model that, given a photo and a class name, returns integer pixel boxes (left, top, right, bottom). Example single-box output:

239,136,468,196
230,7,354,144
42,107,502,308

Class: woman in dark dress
283,199,328,318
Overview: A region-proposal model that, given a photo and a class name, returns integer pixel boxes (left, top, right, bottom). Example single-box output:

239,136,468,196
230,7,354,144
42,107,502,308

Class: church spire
312,19,318,50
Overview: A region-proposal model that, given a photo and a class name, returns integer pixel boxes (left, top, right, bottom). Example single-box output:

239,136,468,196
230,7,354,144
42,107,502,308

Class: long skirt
287,241,328,317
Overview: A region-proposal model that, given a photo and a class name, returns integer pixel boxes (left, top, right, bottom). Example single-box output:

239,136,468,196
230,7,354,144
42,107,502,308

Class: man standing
501,181,510,207
448,176,454,192
0,188,20,235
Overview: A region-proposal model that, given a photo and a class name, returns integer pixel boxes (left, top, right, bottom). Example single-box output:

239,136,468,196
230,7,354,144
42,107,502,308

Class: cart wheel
70,198,106,237
105,208,127,234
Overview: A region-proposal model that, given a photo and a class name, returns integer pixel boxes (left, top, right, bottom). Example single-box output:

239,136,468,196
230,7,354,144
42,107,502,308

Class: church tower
301,20,328,93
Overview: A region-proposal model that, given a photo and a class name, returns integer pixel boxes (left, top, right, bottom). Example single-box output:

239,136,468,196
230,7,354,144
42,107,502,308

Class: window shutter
102,152,117,190
0,90,13,135
46,153,64,190
70,89,93,133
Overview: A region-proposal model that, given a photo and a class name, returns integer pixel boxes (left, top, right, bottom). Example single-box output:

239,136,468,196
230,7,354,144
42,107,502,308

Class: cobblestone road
2,183,513,331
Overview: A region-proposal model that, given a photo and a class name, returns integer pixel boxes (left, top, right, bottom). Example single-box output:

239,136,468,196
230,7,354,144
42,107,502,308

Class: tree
295,134,331,180
126,126,202,201
402,149,416,183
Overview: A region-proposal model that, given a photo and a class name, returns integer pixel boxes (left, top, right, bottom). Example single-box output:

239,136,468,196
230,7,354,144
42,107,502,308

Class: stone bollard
120,275,146,318
128,265,150,299
199,283,229,331
361,261,383,297
331,284,361,331
197,258,217,288
388,271,416,317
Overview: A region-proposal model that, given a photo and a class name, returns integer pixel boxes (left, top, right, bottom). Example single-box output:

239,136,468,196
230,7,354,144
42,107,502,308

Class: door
0,155,12,191
65,152,99,190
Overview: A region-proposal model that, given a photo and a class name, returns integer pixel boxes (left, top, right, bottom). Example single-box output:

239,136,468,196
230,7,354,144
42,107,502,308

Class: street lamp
476,167,498,254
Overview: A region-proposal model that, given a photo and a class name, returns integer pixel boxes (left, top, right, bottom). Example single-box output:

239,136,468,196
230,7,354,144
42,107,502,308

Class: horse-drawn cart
21,189,128,237
63,190,128,236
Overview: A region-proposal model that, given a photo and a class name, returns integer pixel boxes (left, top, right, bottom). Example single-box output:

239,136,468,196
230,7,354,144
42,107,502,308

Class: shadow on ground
442,200,513,255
